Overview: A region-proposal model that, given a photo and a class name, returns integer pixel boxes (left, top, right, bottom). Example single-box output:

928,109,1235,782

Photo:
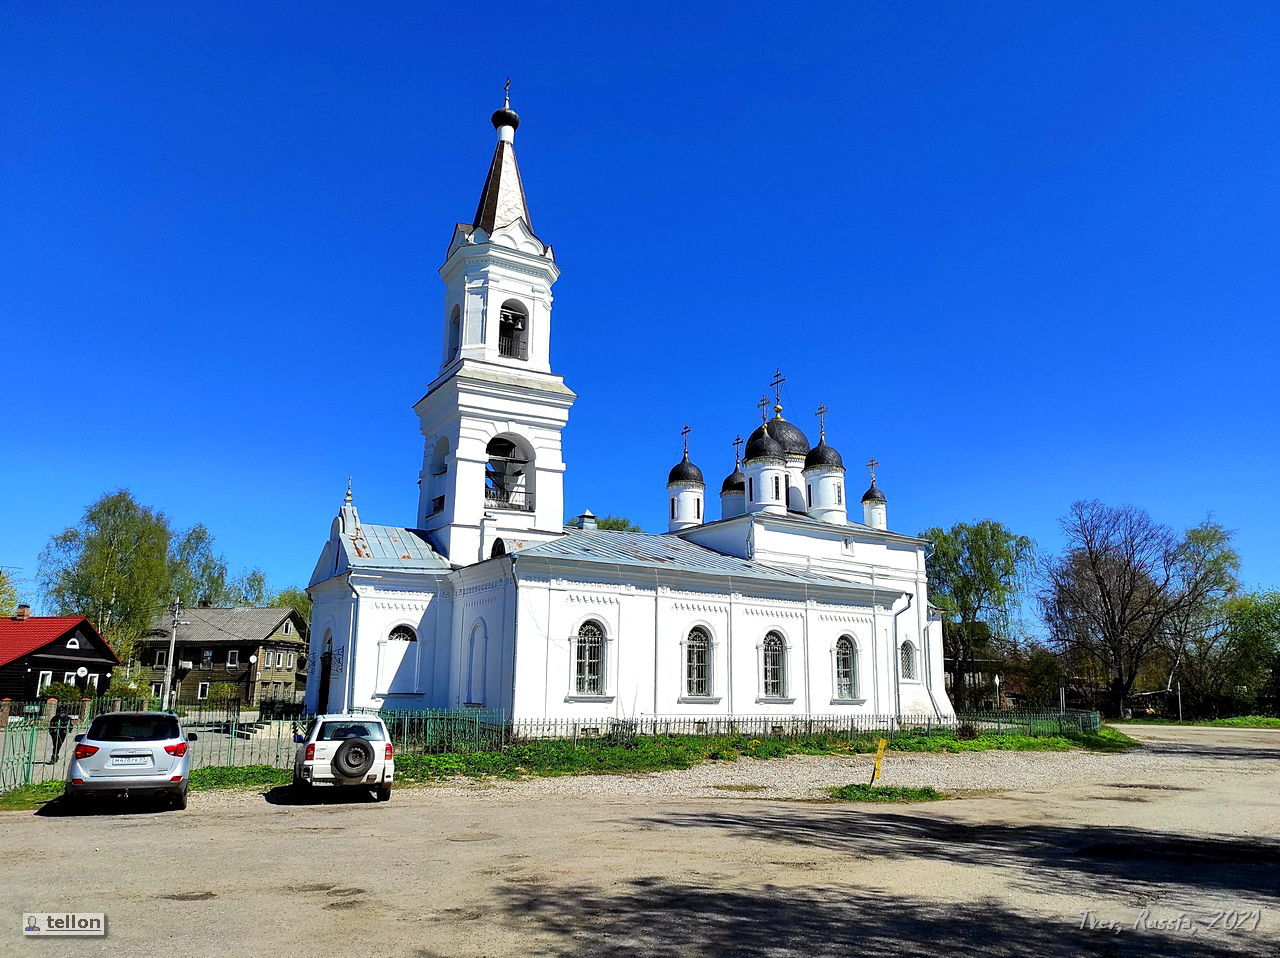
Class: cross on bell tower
814,402,830,441
769,368,786,415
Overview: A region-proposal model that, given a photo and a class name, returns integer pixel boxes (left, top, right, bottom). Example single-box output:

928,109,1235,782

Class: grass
1111,715,1280,730
828,783,947,802
0,726,1138,809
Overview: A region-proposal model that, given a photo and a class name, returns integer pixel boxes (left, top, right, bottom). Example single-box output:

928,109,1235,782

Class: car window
88,715,180,742
317,721,384,741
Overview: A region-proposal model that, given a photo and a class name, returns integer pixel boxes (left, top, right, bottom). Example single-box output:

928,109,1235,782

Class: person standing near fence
48,707,73,764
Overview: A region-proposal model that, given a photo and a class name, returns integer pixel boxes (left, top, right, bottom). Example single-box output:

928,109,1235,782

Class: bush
956,723,980,740
208,683,242,704
39,682,90,707
105,680,148,701
829,784,947,802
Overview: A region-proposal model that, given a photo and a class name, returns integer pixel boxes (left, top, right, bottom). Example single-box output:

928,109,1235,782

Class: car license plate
111,756,149,766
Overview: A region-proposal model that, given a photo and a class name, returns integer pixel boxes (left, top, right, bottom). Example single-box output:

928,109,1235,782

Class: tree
39,490,172,660
596,515,645,532
0,568,17,616
169,524,268,607
921,520,1034,709
270,586,312,623
1177,592,1279,717
1040,501,1239,717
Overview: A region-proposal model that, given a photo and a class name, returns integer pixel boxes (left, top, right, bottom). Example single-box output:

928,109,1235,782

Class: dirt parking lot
3,725,1276,957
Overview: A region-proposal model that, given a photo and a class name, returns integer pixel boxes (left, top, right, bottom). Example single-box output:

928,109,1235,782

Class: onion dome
744,421,785,461
491,104,520,131
804,439,844,470
765,415,810,457
667,453,704,485
861,480,886,504
720,466,746,494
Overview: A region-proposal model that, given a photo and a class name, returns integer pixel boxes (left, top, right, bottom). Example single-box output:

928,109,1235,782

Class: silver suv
292,713,394,801
65,712,197,810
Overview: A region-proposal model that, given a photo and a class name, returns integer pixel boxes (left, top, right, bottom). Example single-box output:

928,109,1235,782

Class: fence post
0,699,9,727
43,698,57,721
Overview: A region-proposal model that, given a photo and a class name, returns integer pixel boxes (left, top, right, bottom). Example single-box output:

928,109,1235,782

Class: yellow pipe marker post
869,737,888,785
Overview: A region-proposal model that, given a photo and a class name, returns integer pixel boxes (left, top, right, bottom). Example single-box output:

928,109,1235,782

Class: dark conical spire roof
472,92,532,235
861,480,886,504
668,452,704,485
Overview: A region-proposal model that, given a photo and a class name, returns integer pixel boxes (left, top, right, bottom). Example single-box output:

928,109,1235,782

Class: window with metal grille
575,621,605,695
900,641,917,680
772,475,781,500
762,632,786,697
670,498,676,520
498,300,529,359
695,496,701,519
836,482,843,506
685,627,711,696
835,636,857,699
389,625,417,642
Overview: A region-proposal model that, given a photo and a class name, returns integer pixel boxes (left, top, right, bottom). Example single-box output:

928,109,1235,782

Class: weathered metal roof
514,529,857,588
141,607,303,646
342,524,451,572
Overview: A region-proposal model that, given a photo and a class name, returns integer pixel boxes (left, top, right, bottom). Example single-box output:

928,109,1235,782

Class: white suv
292,713,394,801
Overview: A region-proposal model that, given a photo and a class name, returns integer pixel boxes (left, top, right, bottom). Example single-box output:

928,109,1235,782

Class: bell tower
413,91,576,563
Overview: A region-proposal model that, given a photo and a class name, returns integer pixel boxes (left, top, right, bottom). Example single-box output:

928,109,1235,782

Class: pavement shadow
35,794,175,817
496,878,1252,958
262,784,378,806
637,810,1280,901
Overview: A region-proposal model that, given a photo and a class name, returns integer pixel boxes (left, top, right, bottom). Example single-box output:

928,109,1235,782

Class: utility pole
1177,680,1183,722
162,599,183,711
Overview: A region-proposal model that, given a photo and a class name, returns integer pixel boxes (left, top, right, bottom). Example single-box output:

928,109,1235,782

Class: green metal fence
0,700,1099,790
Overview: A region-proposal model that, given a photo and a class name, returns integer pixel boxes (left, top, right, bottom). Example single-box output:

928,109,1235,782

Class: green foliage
829,784,947,802
921,520,1033,708
595,515,645,532
0,569,17,616
104,679,149,700
40,682,89,705
1111,715,1280,729
270,587,312,623
189,765,290,789
39,490,172,661
0,781,65,810
208,682,242,704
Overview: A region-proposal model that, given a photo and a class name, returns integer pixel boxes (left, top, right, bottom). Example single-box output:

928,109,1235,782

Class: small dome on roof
861,481,886,504
804,440,844,470
764,416,809,457
667,453,705,485
720,467,746,495
744,422,785,461
491,106,520,130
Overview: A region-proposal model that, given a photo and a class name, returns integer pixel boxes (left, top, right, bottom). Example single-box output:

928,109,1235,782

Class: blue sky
3,2,1278,610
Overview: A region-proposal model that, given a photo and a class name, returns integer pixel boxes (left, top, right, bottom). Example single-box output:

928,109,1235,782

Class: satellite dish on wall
249,655,258,664
76,667,88,678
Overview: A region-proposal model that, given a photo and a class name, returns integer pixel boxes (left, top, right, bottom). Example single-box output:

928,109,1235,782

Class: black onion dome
744,422,785,461
861,481,886,504
491,106,520,130
804,440,844,470
766,416,810,457
667,454,705,485
720,467,746,494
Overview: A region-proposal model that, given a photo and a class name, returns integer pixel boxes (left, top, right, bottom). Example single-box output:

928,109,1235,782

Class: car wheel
375,785,392,802
331,737,376,779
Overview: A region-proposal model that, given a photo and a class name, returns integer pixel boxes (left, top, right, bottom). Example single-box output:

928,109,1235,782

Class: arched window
498,299,528,359
900,641,917,680
685,627,711,696
695,496,701,519
670,498,676,520
835,636,857,699
490,538,507,558
447,304,461,361
388,625,417,642
575,620,606,695
836,482,843,506
485,436,533,511
772,475,781,501
65,637,80,650
762,631,786,698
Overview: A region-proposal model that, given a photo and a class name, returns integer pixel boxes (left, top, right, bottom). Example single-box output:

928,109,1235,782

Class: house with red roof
0,605,121,701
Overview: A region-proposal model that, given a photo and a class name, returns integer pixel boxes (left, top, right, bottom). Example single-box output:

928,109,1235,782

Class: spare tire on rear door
331,737,375,779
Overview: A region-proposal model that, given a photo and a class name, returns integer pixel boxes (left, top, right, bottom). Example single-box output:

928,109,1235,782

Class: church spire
472,81,532,235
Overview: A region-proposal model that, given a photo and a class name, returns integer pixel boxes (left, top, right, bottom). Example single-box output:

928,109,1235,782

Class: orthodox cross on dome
504,76,511,107
814,402,830,441
756,395,770,423
732,434,744,465
769,368,786,415
865,458,880,483
681,422,692,457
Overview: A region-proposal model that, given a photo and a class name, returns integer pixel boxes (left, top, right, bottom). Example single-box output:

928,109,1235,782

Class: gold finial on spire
865,458,879,483
769,368,786,416
815,402,829,441
732,434,744,465
344,477,353,504
680,422,692,457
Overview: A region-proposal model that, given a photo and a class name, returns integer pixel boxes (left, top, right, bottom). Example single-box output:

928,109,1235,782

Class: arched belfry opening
447,305,461,361
498,299,528,360
485,436,534,512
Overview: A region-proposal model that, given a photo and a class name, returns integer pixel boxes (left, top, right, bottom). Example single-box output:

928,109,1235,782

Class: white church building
305,96,954,723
